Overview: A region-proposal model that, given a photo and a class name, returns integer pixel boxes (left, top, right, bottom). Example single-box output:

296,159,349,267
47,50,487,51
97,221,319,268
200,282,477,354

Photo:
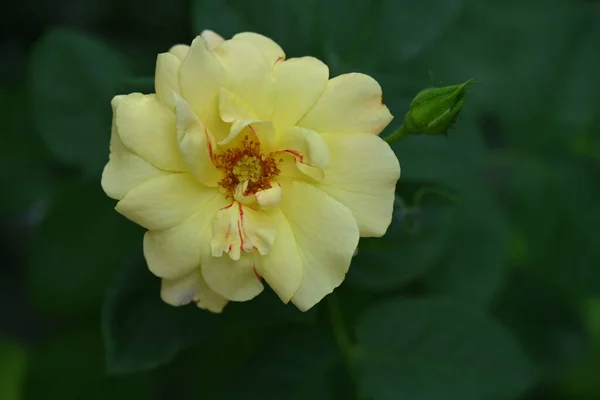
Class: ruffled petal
318,133,400,237
298,73,393,135
116,173,213,231
276,126,329,169
280,181,359,311
169,44,189,61
144,192,228,279
178,36,229,140
201,30,225,50
102,107,167,200
201,251,264,302
213,38,274,120
175,94,222,186
271,57,328,128
161,269,228,313
114,93,186,171
255,209,302,303
211,202,276,260
155,52,181,110
231,32,285,64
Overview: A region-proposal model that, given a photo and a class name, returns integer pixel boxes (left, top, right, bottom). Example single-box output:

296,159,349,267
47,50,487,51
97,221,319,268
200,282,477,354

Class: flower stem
384,123,410,144
327,293,363,400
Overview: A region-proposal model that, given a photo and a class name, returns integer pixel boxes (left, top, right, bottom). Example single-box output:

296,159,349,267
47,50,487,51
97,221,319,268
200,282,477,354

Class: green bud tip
403,79,475,137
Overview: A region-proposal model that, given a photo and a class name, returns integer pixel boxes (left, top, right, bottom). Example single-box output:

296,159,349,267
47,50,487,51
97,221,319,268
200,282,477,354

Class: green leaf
223,329,340,400
493,270,588,376
27,180,142,317
0,338,27,400
191,0,323,58
29,28,131,176
347,192,455,291
23,327,156,400
103,255,315,374
424,188,509,305
558,298,600,398
506,156,600,299
0,85,55,216
102,256,218,374
353,297,537,400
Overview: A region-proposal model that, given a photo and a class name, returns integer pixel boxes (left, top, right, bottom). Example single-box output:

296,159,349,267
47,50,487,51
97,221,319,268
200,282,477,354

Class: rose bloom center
215,135,281,196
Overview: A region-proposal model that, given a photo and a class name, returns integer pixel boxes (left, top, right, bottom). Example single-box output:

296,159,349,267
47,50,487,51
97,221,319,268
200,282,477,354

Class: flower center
232,155,262,183
216,135,280,195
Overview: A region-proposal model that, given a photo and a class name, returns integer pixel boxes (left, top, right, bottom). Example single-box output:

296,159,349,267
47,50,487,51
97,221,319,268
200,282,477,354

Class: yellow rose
101,30,400,313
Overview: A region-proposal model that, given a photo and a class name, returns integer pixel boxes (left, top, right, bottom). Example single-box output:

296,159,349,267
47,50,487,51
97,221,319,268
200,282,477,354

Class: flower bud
403,79,474,136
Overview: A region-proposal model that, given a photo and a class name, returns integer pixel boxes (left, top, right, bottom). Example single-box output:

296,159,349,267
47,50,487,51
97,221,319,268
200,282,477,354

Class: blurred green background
2,0,600,399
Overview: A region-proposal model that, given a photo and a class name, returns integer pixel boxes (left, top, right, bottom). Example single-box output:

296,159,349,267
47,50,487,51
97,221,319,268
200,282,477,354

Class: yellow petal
280,181,359,311
277,126,329,169
144,192,228,279
175,94,222,186
179,36,229,140
213,38,274,120
298,73,393,135
217,88,260,145
102,110,167,200
116,173,211,231
231,32,285,64
114,93,186,171
169,44,189,61
271,57,329,128
255,209,302,303
161,269,228,313
201,30,225,50
255,184,282,209
219,87,256,123
211,202,276,260
155,52,181,110
201,251,264,302
319,133,400,237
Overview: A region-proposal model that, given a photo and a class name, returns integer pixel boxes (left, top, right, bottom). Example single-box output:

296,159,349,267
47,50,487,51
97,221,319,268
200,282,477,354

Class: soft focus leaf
223,329,339,400
347,192,455,291
494,270,588,376
424,187,509,305
27,181,142,317
103,255,315,374
0,85,55,216
354,297,537,400
29,28,131,176
0,338,27,400
23,328,156,400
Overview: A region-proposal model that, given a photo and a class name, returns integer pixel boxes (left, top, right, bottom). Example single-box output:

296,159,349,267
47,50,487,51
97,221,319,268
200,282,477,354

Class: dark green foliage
2,0,599,399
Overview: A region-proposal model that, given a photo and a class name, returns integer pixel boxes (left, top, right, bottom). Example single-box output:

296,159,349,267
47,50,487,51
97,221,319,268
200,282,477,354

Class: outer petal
255,209,302,303
116,173,210,231
319,134,400,237
114,93,186,171
161,269,228,313
179,36,229,139
155,52,181,110
144,192,228,279
102,109,167,200
298,73,393,135
169,44,189,61
280,181,359,311
213,39,274,120
201,250,264,302
231,32,285,64
201,30,225,50
271,57,329,128
175,94,222,186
